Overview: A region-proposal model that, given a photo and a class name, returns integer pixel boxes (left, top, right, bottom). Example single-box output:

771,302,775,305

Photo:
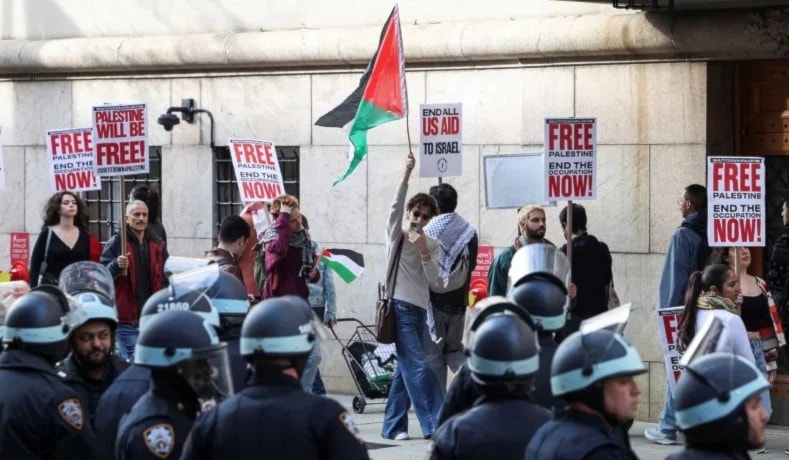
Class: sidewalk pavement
331,394,789,459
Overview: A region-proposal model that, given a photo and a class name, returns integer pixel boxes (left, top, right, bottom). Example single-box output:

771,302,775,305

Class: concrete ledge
0,9,787,75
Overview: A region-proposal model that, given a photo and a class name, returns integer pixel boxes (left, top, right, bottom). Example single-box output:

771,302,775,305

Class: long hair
708,247,733,267
42,191,89,229
129,184,162,221
677,264,732,349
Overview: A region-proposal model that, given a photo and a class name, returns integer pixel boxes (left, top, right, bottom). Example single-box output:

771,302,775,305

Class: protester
766,196,789,331
180,296,370,460
238,201,269,300
646,183,709,446
100,200,168,360
129,184,167,245
307,239,337,395
205,215,251,284
557,203,612,339
424,183,478,391
30,191,101,287
381,152,444,441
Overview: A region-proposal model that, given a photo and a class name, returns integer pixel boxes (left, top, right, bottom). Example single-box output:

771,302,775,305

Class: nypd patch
57,398,84,430
143,423,175,459
339,411,365,445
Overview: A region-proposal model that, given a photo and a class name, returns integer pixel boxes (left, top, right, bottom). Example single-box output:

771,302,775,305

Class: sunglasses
412,211,431,220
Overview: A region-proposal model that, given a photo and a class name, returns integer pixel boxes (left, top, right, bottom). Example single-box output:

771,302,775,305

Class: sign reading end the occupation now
544,118,597,200
419,103,462,178
228,139,286,203
707,156,766,247
92,103,148,177
47,128,101,192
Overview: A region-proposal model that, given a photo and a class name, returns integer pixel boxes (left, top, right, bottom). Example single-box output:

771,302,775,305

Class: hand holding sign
229,139,286,203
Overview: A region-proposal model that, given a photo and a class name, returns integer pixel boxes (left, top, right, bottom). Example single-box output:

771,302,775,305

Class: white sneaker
644,427,677,445
394,432,410,441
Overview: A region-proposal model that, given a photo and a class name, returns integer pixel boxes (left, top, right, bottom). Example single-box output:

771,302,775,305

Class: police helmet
3,285,87,345
468,313,539,386
551,329,646,397
464,296,535,346
134,310,233,400
170,265,249,318
507,245,570,332
675,353,768,439
139,286,220,331
58,262,118,333
508,244,571,289
241,295,321,359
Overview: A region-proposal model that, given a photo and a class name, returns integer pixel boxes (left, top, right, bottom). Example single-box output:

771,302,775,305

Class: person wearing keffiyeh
261,195,319,301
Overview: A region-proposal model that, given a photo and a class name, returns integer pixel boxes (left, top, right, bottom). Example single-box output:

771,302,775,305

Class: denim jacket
308,242,337,323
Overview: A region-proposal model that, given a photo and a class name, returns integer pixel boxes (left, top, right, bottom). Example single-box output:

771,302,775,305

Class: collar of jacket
0,349,59,374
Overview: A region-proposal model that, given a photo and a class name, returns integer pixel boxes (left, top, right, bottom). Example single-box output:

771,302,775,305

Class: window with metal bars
213,145,300,239
84,146,162,244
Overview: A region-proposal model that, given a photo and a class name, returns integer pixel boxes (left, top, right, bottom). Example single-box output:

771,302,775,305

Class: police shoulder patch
338,411,365,445
57,398,84,430
143,423,175,459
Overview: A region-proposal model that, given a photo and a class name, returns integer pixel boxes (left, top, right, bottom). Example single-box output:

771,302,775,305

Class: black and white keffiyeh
262,225,315,278
423,213,476,278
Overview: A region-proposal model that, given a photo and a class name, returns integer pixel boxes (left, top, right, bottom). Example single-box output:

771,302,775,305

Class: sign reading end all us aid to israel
707,156,766,247
544,118,597,201
419,103,462,178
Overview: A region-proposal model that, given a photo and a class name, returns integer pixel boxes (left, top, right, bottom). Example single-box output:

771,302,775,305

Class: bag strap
386,235,405,299
40,227,53,273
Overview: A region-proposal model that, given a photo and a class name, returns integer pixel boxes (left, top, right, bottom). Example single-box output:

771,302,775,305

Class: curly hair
42,191,89,229
406,193,439,218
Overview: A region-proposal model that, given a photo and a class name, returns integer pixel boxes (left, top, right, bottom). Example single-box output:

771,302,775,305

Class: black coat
526,409,638,460
94,364,151,460
560,233,612,320
56,352,130,428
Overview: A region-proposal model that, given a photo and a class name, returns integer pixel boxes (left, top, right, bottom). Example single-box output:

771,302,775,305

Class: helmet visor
177,344,234,410
169,265,221,300
579,303,632,335
507,244,571,291
164,256,213,277
59,262,115,303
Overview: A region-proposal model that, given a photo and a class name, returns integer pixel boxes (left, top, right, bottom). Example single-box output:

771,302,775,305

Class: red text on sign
95,123,126,139
548,175,593,198
55,171,96,190
95,109,144,123
548,123,594,150
50,131,92,155
242,182,282,200
713,218,761,243
96,141,146,165
663,315,679,345
232,143,276,166
711,162,762,192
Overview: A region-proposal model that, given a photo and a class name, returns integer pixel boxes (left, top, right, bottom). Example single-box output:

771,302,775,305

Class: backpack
430,246,470,294
680,222,710,272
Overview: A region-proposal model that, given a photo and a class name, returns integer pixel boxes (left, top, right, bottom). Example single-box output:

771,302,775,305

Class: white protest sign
544,118,597,200
707,156,766,247
47,128,101,192
0,127,4,191
419,103,462,178
92,103,148,176
228,139,285,203
657,306,684,393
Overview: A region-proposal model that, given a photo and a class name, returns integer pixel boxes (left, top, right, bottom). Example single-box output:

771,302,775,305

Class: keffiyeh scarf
696,291,740,316
423,213,477,278
262,226,315,279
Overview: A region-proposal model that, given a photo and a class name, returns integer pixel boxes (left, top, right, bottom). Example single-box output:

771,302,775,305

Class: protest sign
47,128,101,192
92,103,148,176
657,306,684,392
10,233,29,266
419,103,462,178
468,245,493,304
707,156,766,247
228,139,285,203
544,118,597,200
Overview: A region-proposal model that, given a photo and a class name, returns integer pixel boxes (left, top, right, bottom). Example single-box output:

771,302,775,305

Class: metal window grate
213,145,300,239
84,146,162,244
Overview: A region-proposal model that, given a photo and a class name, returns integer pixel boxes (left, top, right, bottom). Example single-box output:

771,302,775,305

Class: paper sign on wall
419,103,462,178
47,128,101,192
468,245,494,299
92,103,148,176
657,306,685,393
707,156,766,247
544,118,597,200
10,232,29,265
228,139,285,203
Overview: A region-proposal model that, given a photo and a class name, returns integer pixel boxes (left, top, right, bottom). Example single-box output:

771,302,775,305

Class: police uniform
94,363,152,460
525,409,639,460
667,449,749,459
437,363,476,426
56,352,130,427
0,349,97,458
431,395,550,459
532,332,559,410
180,373,369,460
115,388,199,460
219,324,249,392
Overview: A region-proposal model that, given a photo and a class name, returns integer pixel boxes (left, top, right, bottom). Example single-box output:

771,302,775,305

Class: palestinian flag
315,4,407,186
321,249,365,283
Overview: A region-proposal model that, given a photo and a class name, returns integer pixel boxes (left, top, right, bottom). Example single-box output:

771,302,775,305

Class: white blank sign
483,153,556,209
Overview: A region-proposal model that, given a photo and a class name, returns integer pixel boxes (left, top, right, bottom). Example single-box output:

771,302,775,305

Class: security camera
157,113,181,132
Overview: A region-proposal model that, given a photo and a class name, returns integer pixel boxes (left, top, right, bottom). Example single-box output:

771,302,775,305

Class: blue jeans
382,300,444,438
312,369,327,395
300,345,322,393
658,379,677,437
116,323,139,361
749,337,773,417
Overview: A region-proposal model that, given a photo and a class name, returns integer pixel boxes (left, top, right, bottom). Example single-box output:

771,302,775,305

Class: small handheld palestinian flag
321,249,365,283
314,4,407,186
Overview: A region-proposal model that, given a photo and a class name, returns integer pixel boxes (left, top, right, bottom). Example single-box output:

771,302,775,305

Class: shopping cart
329,318,398,414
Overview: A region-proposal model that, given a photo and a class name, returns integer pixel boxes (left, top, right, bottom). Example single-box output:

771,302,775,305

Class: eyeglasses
412,211,431,220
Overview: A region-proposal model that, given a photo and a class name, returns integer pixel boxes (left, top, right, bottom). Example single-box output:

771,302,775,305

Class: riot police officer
180,295,370,460
0,286,97,458
667,353,769,459
430,313,550,459
115,309,233,459
56,262,130,427
525,328,645,459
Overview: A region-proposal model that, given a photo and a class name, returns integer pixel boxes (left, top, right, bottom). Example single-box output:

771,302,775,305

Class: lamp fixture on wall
157,98,215,148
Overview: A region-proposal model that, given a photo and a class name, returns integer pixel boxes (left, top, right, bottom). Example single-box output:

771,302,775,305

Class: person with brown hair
30,191,101,287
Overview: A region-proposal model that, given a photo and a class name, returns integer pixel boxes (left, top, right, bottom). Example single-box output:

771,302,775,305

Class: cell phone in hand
410,221,422,233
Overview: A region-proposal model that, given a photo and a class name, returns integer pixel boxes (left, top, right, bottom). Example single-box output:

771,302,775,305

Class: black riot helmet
169,265,249,323
3,285,88,364
135,310,233,405
241,295,324,376
139,287,220,331
674,353,769,452
507,244,570,332
464,296,535,346
468,313,540,390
